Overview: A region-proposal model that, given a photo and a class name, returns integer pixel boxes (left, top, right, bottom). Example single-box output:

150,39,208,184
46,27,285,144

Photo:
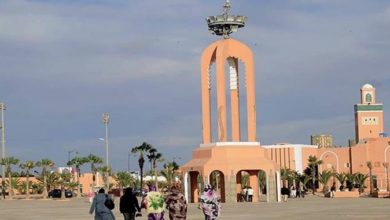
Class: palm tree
354,172,369,194
0,156,20,198
307,155,323,194
67,156,89,198
19,160,35,199
280,168,294,187
318,170,333,194
97,166,112,191
57,172,72,199
6,177,21,196
258,170,267,194
113,171,135,196
335,172,347,191
240,171,250,188
45,172,59,193
366,161,374,195
35,158,54,199
86,154,103,191
147,147,163,186
131,142,152,191
345,172,356,191
161,161,179,186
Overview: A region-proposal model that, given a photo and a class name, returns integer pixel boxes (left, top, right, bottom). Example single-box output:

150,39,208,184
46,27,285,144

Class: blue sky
0,0,389,172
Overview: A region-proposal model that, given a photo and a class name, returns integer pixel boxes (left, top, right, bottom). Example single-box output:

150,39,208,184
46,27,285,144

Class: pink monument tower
181,0,280,203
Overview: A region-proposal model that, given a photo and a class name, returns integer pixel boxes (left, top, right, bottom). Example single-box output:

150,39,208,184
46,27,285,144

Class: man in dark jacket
120,188,141,220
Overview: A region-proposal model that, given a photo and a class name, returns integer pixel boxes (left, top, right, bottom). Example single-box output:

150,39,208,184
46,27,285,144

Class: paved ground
0,195,390,220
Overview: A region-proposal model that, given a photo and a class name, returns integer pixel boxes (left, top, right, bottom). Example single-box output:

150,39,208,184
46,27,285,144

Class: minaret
354,83,384,142
202,0,256,143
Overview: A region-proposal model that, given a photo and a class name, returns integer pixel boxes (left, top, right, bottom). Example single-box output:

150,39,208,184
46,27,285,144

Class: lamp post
67,150,78,164
102,113,110,167
102,113,110,189
0,102,6,200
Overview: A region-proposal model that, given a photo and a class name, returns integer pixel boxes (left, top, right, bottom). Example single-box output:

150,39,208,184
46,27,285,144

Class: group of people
89,183,221,220
281,185,306,202
241,186,254,202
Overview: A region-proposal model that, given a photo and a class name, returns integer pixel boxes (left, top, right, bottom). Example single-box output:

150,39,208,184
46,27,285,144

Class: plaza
0,195,389,220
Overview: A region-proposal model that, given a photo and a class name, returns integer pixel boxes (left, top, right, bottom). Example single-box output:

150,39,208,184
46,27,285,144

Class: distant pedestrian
165,184,187,220
88,189,95,203
281,186,289,202
89,188,116,220
247,187,254,202
120,187,141,220
300,185,305,198
330,182,336,198
290,186,296,198
199,184,221,220
141,184,165,220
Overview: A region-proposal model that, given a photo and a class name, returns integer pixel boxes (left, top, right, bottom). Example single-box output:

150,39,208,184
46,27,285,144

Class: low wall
334,191,360,198
373,191,390,198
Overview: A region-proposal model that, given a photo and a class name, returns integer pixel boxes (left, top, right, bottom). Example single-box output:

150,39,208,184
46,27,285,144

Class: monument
181,0,280,203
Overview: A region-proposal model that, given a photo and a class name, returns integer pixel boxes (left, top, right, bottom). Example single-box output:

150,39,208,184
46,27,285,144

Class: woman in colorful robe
141,184,165,220
199,184,221,220
165,184,187,220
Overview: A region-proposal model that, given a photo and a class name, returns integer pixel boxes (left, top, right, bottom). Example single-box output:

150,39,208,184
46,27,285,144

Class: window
366,93,372,102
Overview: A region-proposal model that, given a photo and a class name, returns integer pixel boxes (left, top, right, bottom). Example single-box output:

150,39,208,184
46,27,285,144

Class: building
311,135,333,148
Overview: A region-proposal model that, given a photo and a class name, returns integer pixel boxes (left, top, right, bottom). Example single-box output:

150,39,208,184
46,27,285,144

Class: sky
0,0,389,173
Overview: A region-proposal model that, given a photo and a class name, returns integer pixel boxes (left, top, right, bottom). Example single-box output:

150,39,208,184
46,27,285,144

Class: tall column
249,171,259,202
216,47,227,142
245,54,256,141
229,58,241,142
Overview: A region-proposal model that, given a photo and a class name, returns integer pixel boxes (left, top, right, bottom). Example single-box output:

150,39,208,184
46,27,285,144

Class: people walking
141,184,165,220
330,182,336,198
120,188,141,220
247,187,254,202
290,186,296,198
165,184,187,220
89,188,116,220
199,184,221,220
281,186,289,202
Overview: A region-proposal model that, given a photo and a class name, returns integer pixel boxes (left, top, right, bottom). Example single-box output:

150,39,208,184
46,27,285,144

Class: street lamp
101,113,110,190
0,102,6,200
67,150,78,164
102,113,110,167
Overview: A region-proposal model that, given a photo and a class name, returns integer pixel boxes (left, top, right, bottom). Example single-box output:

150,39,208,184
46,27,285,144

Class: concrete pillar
249,171,259,202
216,47,227,142
229,58,240,142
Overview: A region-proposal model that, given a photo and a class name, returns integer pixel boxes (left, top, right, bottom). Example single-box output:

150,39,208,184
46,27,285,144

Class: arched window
365,93,372,103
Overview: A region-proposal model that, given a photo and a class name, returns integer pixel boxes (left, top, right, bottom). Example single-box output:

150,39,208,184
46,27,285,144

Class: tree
35,158,54,199
280,168,294,187
307,155,323,194
354,172,369,194
19,160,35,199
86,154,103,191
0,156,20,198
147,147,163,187
131,142,152,191
97,166,112,191
366,161,374,195
57,172,72,199
258,170,267,194
161,161,180,186
345,172,356,191
335,172,347,191
113,171,135,196
318,170,333,194
67,156,89,198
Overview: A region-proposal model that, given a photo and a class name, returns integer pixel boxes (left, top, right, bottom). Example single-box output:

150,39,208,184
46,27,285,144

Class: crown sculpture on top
206,0,247,39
